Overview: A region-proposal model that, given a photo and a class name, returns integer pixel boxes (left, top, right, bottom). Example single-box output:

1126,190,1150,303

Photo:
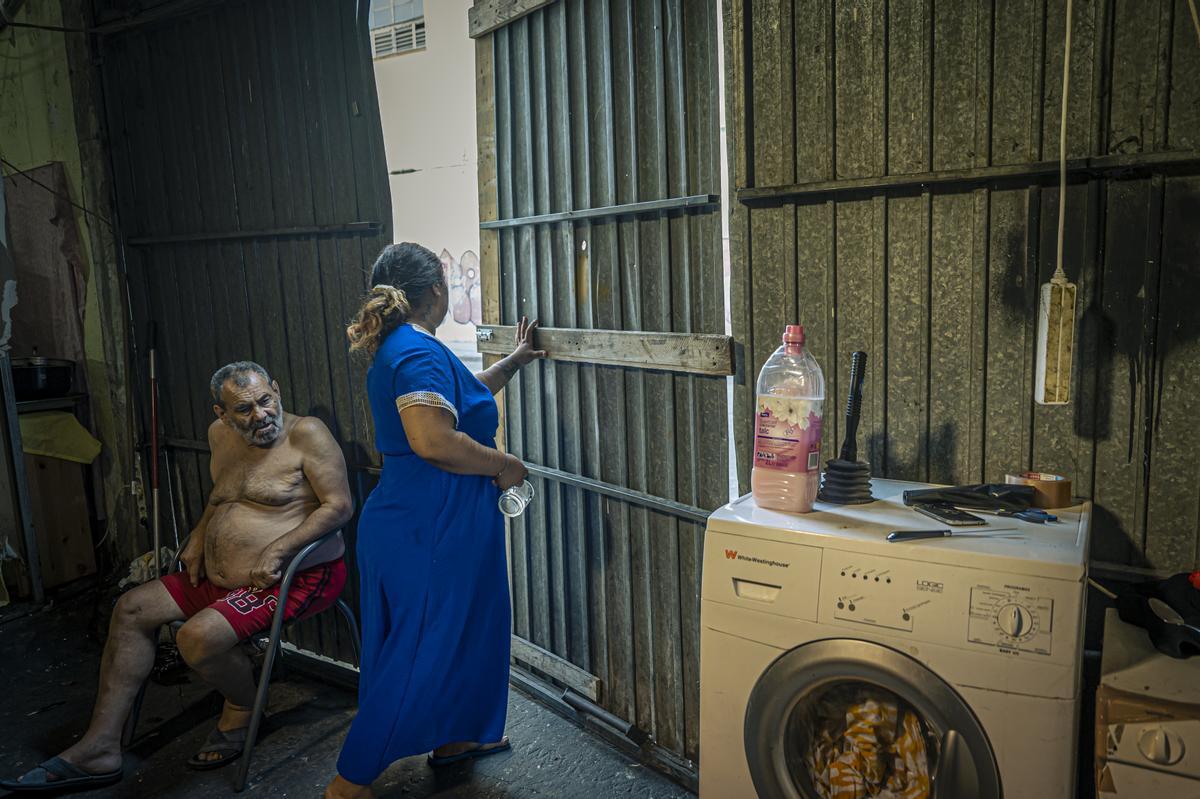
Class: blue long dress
336,323,511,785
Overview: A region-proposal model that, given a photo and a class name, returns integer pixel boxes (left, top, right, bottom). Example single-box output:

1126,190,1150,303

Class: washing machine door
744,638,1002,799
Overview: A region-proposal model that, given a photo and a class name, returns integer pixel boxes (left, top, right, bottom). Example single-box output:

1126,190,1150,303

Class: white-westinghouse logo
723,549,790,569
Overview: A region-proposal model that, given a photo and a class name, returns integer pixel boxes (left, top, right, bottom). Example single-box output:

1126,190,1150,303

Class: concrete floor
0,592,692,798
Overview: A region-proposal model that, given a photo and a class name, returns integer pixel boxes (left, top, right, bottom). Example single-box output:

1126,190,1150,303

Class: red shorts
161,559,347,641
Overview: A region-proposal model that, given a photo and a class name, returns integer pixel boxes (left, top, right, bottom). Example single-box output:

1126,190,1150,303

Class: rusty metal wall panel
99,0,391,661
728,0,1200,573
487,0,724,767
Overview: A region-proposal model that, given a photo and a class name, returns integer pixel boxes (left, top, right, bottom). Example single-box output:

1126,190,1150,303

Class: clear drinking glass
498,479,535,518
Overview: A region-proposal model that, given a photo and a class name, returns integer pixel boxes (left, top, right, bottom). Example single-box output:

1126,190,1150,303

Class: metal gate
472,0,727,775
99,0,391,663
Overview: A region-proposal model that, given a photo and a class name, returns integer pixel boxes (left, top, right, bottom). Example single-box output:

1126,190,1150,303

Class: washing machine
699,478,1091,798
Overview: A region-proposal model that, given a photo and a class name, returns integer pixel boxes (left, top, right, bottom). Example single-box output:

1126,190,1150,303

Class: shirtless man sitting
2,361,353,793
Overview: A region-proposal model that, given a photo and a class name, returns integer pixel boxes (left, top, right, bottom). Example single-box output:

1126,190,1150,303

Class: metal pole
149,344,160,578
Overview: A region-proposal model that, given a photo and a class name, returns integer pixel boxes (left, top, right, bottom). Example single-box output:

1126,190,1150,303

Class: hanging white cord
1189,0,1200,49
1054,0,1073,284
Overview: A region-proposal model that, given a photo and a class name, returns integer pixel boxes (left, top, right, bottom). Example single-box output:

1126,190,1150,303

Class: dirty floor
0,591,692,798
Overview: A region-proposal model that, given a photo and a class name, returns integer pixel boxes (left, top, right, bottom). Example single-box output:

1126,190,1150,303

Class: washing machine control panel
968,585,1054,655
818,549,1079,663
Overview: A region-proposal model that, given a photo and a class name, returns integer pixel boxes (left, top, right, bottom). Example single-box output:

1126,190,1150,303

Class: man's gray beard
240,401,284,446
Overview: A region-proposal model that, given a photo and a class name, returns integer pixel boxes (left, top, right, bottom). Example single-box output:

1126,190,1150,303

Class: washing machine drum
744,639,1002,799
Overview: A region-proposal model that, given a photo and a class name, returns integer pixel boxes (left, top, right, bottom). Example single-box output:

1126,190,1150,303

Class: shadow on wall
988,186,1200,569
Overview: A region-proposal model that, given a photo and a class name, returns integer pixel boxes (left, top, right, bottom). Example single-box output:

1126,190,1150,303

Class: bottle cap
783,325,805,346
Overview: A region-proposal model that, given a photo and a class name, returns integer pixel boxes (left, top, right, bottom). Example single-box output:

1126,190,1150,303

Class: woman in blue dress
325,243,545,799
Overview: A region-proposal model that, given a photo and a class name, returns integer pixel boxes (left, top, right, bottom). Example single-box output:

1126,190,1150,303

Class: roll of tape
1006,471,1072,509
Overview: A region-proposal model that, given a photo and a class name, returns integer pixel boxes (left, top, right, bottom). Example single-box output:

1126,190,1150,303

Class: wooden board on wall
24,454,95,590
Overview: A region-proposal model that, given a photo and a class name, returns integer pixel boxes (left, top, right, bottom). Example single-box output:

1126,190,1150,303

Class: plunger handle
839,351,868,462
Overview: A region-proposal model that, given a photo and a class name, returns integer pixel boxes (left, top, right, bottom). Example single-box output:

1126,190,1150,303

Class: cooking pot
10,356,74,401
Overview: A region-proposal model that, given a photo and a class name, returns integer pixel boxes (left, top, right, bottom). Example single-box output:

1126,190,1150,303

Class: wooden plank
610,0,654,738
512,16,552,649
746,0,798,472
982,0,1038,485
792,0,836,467
469,0,558,38
1144,175,1200,570
633,0,682,754
495,28,530,640
928,0,984,484
545,0,587,670
510,634,601,701
590,0,635,726
476,325,734,375
883,0,931,480
569,0,610,689
529,9,568,658
832,0,885,467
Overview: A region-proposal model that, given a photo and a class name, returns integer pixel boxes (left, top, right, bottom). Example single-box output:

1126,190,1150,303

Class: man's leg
57,580,186,775
174,609,257,763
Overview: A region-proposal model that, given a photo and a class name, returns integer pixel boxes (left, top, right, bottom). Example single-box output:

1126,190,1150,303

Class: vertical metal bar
0,356,41,603
0,172,42,604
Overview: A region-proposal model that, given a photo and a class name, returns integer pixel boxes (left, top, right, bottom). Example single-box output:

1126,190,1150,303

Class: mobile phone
913,503,988,527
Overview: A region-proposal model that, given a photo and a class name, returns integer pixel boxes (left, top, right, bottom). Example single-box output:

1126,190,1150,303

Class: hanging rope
1054,0,1073,284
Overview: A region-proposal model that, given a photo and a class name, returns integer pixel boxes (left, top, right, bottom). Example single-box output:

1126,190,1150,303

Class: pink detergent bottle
751,325,826,513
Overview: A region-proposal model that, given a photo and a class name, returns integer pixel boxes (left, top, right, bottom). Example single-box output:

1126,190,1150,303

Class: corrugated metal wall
98,0,391,661
482,0,724,766
726,0,1200,572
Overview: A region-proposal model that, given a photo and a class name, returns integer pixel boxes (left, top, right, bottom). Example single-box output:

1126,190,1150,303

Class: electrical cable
1054,0,1072,284
0,156,114,230
1189,0,1200,50
1088,577,1118,601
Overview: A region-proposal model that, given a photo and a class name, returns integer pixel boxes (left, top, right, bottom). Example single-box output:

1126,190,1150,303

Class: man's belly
204,500,319,588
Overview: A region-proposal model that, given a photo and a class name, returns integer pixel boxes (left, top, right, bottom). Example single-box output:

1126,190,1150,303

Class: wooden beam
475,325,736,376
468,0,557,39
737,150,1200,206
510,635,601,701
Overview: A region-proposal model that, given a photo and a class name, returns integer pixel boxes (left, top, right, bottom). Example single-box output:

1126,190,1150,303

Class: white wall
373,0,481,366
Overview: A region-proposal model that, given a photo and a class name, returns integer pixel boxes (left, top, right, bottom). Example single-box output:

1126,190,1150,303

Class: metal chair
122,529,360,792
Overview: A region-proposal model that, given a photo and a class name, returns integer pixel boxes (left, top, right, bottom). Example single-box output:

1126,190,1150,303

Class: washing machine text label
724,551,790,569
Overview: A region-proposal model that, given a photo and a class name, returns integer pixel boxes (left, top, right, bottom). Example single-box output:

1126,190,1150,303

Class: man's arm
248,417,353,589
179,422,223,585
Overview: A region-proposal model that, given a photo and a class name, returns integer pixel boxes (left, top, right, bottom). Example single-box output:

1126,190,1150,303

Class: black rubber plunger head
817,351,874,504
818,458,874,504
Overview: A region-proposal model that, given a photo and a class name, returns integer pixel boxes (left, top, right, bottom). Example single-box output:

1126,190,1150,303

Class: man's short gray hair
210,361,272,406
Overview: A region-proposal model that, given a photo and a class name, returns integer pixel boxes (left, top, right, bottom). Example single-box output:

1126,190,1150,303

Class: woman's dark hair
347,242,444,354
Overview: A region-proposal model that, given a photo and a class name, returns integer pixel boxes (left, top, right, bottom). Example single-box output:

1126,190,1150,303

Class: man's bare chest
210,449,312,506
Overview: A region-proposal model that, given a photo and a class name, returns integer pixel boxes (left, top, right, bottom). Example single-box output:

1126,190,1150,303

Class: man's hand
510,317,547,367
249,546,289,591
180,533,206,587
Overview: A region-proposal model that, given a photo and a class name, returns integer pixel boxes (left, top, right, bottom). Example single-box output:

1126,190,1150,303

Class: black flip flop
186,726,248,771
0,756,123,794
427,738,512,767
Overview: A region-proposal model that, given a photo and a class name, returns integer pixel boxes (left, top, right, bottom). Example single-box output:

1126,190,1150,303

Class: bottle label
753,397,823,473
